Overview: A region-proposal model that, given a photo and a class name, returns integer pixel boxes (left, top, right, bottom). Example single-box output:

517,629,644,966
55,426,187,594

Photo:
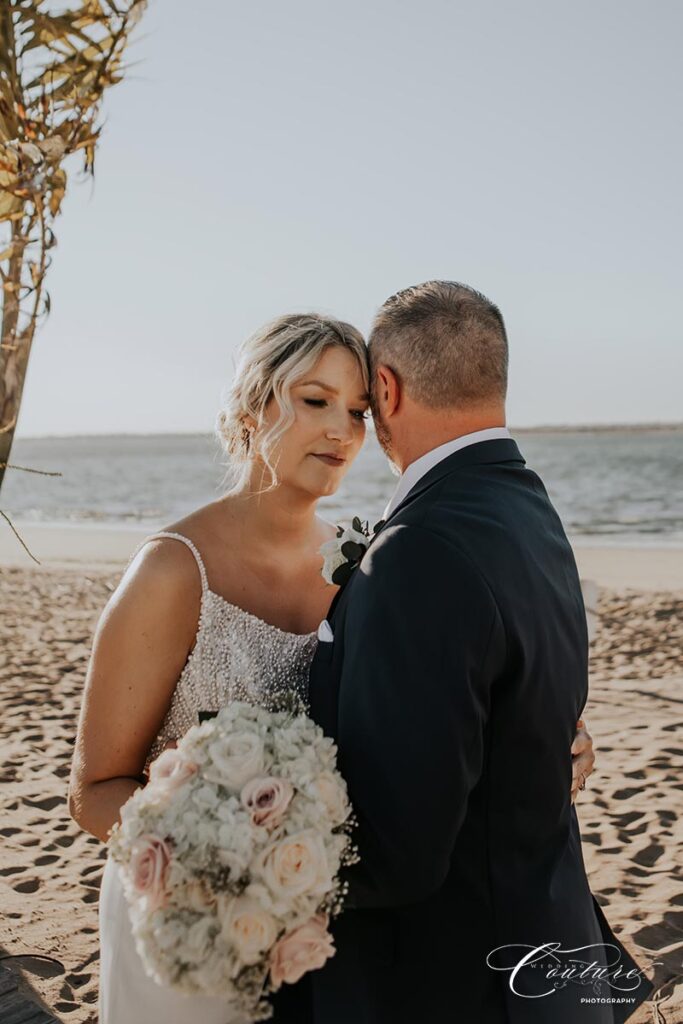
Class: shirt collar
383,426,511,520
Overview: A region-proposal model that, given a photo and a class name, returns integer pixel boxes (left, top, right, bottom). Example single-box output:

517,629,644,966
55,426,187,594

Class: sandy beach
0,528,681,1022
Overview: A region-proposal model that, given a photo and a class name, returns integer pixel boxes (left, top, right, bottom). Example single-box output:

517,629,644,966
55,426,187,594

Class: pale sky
14,0,683,438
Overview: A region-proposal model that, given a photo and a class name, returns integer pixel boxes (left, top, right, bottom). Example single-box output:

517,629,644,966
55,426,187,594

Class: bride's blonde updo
216,313,368,489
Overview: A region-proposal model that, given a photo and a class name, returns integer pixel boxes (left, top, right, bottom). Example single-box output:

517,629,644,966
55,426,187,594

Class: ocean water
3,429,683,546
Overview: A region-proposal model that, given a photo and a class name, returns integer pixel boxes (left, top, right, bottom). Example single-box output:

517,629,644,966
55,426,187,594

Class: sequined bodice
136,533,319,772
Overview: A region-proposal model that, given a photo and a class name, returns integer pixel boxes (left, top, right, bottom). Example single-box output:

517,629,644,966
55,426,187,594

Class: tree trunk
0,221,32,494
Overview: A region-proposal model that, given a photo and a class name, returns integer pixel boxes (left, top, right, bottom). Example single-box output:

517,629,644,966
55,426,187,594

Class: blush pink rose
129,834,172,910
270,914,335,989
241,776,294,829
254,830,331,900
148,749,199,792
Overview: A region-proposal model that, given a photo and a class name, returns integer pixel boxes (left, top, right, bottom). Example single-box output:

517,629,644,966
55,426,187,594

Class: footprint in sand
22,795,65,811
626,865,654,878
612,787,643,800
633,919,683,951
620,819,648,837
80,864,102,878
53,835,75,848
66,971,91,988
632,842,665,867
611,810,646,827
13,877,41,893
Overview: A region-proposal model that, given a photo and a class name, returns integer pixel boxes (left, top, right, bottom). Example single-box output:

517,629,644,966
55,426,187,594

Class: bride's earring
243,420,255,449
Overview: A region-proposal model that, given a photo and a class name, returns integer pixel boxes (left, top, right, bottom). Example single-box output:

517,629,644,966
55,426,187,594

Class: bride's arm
68,541,200,843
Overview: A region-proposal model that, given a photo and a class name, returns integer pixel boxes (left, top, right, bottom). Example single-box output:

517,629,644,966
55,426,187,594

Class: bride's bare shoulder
116,499,231,604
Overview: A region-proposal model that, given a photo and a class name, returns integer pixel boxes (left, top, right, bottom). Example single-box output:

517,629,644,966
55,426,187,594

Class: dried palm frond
0,0,147,508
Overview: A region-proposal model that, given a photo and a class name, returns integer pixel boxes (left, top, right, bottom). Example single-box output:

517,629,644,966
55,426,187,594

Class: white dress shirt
382,427,511,520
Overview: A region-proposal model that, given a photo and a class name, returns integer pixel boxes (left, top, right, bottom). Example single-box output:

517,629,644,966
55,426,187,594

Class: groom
273,281,652,1023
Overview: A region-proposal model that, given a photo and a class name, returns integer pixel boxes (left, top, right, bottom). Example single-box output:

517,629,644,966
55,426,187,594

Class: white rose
218,895,278,965
319,538,347,586
253,829,332,901
310,772,350,825
204,732,264,791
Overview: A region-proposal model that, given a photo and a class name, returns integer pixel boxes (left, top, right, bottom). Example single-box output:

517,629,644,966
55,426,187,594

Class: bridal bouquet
107,701,358,1021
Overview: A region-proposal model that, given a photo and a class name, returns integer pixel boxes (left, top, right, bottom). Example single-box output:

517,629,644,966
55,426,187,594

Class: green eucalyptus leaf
332,561,354,587
341,540,365,562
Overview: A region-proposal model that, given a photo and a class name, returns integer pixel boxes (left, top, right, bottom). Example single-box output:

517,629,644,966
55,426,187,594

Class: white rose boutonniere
319,516,384,586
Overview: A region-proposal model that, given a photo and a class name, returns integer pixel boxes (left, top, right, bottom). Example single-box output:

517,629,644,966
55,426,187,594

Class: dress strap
127,531,209,594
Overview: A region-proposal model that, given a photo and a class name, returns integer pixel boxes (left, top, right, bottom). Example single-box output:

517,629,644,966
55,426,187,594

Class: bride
67,313,595,1024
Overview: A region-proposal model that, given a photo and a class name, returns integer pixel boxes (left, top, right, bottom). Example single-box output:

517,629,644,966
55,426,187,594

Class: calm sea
4,429,683,546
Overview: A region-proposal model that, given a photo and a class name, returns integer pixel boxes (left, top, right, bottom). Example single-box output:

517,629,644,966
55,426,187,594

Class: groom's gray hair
368,281,508,408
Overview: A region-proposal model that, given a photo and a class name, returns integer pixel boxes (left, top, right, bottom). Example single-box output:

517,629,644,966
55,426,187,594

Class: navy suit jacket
271,439,652,1024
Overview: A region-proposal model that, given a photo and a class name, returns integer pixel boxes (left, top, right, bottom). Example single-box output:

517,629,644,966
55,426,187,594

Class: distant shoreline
13,422,683,442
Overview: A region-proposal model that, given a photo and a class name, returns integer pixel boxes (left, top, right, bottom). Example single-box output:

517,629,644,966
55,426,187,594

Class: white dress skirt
99,855,244,1024
97,533,318,1024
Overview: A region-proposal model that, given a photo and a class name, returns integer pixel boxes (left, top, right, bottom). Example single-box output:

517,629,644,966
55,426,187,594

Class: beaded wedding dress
98,532,318,1024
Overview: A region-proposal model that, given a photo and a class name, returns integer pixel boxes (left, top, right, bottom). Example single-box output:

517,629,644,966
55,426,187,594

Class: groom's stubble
370,387,401,478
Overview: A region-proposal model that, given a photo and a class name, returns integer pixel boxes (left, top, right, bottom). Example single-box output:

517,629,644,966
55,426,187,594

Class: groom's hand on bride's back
570,717,596,803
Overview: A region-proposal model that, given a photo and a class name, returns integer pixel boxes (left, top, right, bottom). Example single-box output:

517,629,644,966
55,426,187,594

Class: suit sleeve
337,522,505,909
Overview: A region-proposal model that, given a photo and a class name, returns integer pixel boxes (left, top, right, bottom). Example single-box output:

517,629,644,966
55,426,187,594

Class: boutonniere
320,515,385,586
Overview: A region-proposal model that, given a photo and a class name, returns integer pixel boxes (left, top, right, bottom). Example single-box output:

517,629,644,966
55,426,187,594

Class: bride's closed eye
303,398,369,421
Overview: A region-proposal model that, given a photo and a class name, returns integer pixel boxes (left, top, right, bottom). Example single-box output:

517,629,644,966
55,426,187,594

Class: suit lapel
325,440,525,630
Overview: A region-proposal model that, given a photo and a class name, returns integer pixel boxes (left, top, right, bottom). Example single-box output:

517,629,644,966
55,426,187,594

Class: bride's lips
311,453,346,467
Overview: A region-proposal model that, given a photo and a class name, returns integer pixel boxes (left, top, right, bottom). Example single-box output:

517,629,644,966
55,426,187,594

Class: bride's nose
325,412,354,446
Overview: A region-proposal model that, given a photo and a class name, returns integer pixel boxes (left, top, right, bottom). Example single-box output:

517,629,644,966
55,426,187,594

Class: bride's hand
570,718,595,803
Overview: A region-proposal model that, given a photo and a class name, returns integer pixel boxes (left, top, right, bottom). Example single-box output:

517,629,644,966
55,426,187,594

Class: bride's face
260,345,369,498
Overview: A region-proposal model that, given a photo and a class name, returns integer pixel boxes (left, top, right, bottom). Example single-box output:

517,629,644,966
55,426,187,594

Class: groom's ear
376,364,401,418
